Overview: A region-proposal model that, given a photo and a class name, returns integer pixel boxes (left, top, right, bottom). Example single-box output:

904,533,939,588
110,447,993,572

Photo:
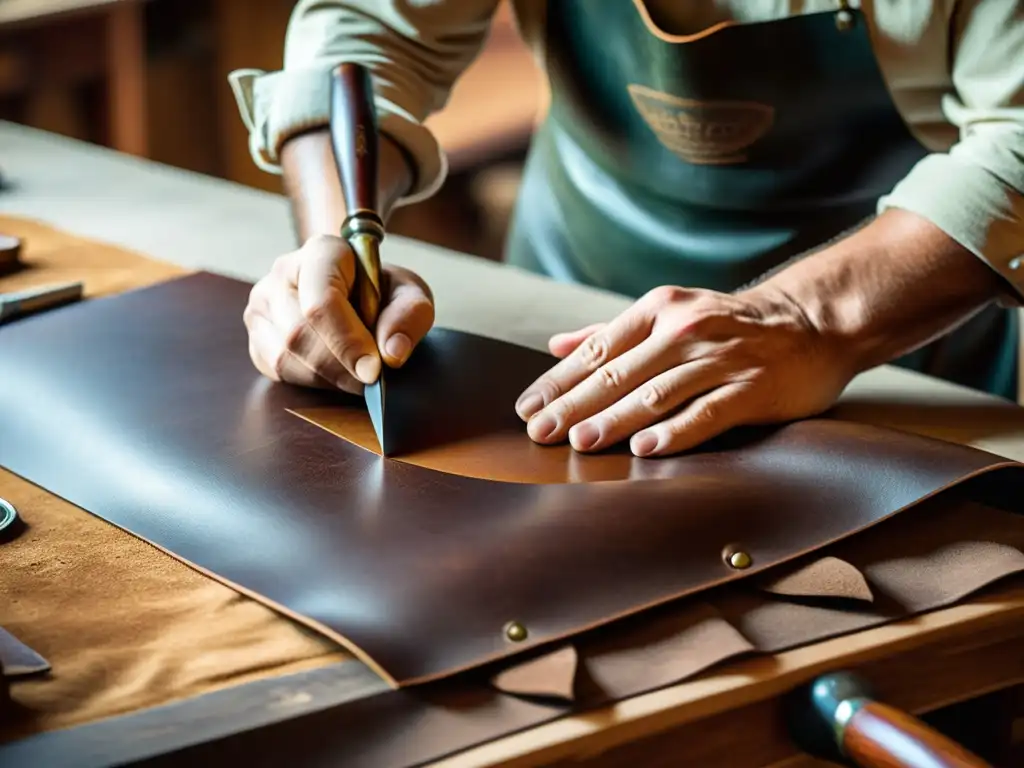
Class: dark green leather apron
506,1,1018,399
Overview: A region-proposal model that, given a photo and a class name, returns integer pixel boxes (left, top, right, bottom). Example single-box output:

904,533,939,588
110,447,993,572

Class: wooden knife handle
329,62,381,226
842,701,992,768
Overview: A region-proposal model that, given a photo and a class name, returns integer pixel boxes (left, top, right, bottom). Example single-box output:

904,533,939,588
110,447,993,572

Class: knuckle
269,350,289,380
644,285,687,308
578,333,610,369
282,321,305,354
548,395,577,424
303,233,336,252
302,300,331,325
663,310,718,345
533,376,563,408
640,381,672,412
596,364,625,391
270,255,290,278
690,399,721,428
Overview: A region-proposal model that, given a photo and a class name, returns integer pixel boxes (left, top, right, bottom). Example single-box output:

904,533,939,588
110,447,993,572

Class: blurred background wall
0,0,546,260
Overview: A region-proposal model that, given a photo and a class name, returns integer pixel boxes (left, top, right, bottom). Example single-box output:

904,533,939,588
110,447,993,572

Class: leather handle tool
329,62,389,454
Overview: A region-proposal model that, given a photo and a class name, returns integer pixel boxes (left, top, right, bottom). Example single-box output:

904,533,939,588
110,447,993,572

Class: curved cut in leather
0,273,1020,687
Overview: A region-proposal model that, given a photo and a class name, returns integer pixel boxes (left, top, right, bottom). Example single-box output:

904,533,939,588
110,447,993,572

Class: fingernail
570,422,600,451
528,412,557,441
384,333,412,364
355,354,380,384
631,430,659,457
516,393,544,419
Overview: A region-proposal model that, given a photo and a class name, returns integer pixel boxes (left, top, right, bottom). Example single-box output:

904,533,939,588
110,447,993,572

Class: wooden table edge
433,587,1024,767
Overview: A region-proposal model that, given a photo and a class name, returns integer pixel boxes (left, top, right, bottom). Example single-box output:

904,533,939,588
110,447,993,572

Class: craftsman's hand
514,285,853,457
243,234,434,393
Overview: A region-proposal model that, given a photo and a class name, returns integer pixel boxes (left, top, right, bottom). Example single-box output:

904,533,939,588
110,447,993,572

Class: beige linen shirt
228,0,1024,295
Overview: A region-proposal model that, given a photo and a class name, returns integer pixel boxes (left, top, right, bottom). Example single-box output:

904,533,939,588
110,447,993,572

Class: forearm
749,208,1011,377
281,129,414,243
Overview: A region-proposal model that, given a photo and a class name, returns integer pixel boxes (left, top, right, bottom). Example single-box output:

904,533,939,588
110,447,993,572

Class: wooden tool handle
329,62,380,224
842,701,992,768
787,672,993,768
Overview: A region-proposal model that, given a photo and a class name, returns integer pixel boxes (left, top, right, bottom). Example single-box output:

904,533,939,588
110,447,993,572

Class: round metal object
0,234,22,272
0,498,18,535
504,621,529,643
835,8,855,32
727,550,753,569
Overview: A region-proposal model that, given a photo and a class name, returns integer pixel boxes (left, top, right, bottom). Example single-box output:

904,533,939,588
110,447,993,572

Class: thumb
548,323,607,358
376,266,435,368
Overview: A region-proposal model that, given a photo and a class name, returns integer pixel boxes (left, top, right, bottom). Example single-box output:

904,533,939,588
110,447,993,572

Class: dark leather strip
0,272,1020,687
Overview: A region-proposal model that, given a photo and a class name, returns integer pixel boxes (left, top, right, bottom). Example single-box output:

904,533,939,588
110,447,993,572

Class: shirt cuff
227,66,448,207
877,151,1024,306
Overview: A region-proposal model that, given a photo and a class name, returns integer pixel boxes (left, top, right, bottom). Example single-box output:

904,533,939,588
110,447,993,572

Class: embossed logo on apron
627,84,775,165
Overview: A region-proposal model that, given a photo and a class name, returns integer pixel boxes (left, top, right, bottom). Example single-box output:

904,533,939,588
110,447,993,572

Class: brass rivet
728,550,753,569
505,621,528,643
835,9,854,32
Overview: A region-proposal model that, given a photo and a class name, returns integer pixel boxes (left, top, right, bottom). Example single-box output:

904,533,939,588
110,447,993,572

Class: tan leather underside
292,406,646,483
0,217,347,744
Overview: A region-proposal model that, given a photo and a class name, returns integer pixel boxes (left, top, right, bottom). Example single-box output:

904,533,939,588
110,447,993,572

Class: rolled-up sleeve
877,0,1024,298
227,0,501,205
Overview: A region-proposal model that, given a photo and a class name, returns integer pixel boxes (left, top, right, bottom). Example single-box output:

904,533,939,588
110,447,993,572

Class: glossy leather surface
0,273,1019,687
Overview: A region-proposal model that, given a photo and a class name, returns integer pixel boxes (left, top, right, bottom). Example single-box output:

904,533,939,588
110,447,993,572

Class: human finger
292,235,381,385
375,266,435,368
547,323,607,358
566,357,725,452
245,311,336,390
526,336,678,445
515,308,653,420
630,382,755,457
263,277,357,389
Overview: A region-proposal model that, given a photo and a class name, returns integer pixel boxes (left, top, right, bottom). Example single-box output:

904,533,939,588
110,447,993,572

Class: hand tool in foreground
0,281,83,324
329,62,389,455
786,670,992,768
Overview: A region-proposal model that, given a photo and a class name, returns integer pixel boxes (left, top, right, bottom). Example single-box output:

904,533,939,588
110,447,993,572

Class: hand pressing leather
243,234,435,393
514,285,852,457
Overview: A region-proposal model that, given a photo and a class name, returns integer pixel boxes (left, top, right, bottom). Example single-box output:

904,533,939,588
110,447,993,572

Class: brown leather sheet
1,271,1022,691
4,494,1022,767
0,217,347,744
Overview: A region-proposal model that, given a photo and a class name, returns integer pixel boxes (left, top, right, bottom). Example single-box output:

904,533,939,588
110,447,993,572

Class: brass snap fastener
728,551,752,569
504,621,528,643
723,546,753,570
835,8,855,31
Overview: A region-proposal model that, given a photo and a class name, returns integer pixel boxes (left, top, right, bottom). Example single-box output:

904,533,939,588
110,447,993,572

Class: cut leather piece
831,499,1024,611
1,272,1022,689
579,602,755,699
0,627,49,678
756,556,873,603
715,498,1024,653
491,645,579,702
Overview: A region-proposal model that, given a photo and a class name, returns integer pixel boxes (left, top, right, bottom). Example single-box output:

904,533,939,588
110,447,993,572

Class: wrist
281,130,414,243
746,209,1005,377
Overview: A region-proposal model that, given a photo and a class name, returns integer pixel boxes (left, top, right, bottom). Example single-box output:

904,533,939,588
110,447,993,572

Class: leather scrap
0,272,1021,689
757,556,874,603
491,645,579,702
580,602,755,699
716,499,1024,652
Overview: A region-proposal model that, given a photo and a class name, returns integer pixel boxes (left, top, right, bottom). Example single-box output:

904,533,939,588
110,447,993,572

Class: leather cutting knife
329,62,389,455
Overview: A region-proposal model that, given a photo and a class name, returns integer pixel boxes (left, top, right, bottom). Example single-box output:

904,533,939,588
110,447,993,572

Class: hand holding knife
329,62,390,454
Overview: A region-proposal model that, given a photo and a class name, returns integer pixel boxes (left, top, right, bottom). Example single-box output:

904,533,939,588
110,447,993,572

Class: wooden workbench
1,121,1023,766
